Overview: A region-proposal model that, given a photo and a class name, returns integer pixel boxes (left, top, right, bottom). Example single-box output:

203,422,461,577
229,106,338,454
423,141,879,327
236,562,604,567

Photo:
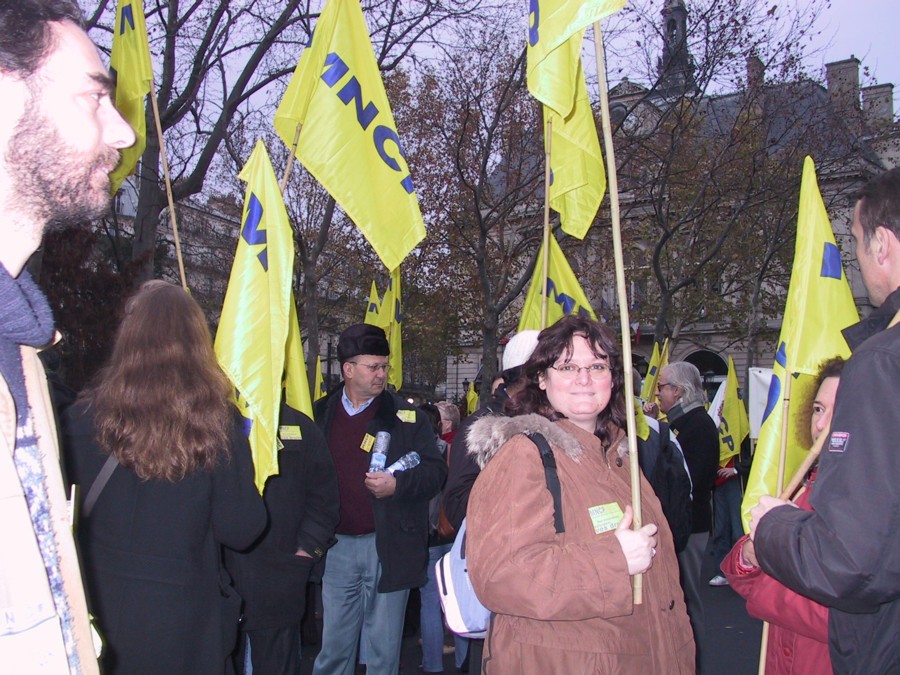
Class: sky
819,0,898,113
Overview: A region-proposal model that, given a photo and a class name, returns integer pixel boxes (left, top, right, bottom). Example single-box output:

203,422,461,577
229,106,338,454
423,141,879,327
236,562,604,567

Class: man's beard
6,94,121,231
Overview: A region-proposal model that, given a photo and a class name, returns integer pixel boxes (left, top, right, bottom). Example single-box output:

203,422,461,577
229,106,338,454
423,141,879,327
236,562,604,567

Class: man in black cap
312,324,446,675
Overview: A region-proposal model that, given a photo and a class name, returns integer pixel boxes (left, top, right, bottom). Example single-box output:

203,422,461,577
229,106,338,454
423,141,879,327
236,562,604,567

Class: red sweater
722,473,831,675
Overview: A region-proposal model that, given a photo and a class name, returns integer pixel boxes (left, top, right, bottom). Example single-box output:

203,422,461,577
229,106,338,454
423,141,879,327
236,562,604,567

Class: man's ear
873,225,895,266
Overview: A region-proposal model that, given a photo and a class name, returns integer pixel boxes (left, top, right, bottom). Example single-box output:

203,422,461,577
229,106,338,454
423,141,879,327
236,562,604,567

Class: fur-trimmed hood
465,413,585,469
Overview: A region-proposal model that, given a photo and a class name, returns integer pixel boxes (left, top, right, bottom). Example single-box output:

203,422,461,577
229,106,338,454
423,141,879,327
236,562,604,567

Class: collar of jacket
842,286,900,351
464,413,585,469
317,386,402,427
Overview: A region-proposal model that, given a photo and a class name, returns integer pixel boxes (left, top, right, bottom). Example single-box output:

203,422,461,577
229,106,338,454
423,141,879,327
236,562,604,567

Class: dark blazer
225,405,340,631
669,405,719,533
315,387,446,592
63,403,266,675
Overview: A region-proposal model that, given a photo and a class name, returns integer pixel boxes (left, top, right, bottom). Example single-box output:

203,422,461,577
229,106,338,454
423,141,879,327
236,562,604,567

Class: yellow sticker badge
588,502,624,534
360,433,375,453
279,425,303,441
396,410,416,423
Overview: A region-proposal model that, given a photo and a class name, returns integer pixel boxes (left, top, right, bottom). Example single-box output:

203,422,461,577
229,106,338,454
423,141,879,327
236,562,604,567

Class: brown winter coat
466,414,695,674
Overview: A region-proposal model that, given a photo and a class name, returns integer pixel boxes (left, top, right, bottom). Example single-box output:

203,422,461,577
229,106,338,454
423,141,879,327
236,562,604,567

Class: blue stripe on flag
820,242,842,280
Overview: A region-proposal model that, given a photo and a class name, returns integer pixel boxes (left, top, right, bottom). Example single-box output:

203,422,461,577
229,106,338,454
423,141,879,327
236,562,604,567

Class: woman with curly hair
64,280,265,674
464,315,694,674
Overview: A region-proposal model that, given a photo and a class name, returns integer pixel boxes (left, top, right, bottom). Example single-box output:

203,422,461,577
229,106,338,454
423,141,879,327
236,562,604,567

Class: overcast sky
819,0,897,112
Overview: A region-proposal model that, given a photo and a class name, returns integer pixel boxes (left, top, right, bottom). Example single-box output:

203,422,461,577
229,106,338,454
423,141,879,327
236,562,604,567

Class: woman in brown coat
466,315,695,674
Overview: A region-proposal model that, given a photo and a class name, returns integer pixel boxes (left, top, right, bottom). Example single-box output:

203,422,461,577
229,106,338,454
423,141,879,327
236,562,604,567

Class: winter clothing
225,405,339,674
314,387,446,593
667,403,719,534
465,414,695,675
0,267,99,674
64,404,266,675
723,472,830,675
755,288,900,674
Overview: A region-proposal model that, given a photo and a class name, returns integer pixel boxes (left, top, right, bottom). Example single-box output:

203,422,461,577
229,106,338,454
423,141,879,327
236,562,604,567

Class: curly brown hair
505,315,626,448
796,356,845,449
79,280,233,481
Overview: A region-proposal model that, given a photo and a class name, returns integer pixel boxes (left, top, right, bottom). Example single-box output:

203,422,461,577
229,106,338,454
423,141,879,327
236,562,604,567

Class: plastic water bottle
386,451,420,475
369,431,391,472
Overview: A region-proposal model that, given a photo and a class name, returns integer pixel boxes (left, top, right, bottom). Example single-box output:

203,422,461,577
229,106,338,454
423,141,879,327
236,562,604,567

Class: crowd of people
1,2,899,674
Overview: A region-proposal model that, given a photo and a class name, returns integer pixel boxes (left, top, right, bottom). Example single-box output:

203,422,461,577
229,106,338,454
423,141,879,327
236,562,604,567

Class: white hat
502,330,540,371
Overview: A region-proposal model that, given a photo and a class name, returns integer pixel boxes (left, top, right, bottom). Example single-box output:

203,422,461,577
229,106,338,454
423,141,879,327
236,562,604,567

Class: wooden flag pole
594,23,642,604
279,123,303,193
149,81,187,291
757,368,795,673
541,118,552,329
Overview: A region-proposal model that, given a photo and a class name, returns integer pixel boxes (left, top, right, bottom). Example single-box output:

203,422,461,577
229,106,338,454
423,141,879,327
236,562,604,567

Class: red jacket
721,473,831,675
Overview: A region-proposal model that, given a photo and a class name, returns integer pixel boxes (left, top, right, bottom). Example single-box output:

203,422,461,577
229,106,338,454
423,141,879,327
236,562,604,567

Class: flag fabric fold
109,0,153,193
314,355,326,401
215,140,295,492
274,0,425,271
518,234,597,331
640,340,662,402
377,267,403,390
740,156,858,530
284,296,314,420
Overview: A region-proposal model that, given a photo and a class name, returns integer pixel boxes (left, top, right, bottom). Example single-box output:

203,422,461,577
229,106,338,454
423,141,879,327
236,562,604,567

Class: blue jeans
421,544,468,672
711,478,744,568
312,533,410,675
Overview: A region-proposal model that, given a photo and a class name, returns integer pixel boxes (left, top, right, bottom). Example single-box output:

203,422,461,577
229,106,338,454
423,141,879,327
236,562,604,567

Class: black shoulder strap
82,454,119,519
526,432,565,534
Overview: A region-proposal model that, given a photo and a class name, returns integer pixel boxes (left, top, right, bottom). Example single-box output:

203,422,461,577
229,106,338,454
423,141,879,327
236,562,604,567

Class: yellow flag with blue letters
274,0,425,272
376,268,403,390
741,156,858,530
518,234,597,331
364,280,381,325
215,140,294,493
109,0,153,193
716,356,749,465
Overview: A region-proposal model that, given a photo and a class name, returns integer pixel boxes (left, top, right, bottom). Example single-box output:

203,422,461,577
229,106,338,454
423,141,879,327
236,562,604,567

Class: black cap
337,324,390,363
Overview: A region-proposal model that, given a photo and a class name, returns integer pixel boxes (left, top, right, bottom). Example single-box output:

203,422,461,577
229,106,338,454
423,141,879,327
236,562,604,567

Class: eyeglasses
548,363,611,380
349,361,390,374
657,382,676,390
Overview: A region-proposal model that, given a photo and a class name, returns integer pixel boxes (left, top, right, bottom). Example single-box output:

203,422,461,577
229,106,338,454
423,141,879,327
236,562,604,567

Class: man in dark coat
750,167,900,673
225,403,340,674
656,361,719,670
442,330,540,531
312,324,445,675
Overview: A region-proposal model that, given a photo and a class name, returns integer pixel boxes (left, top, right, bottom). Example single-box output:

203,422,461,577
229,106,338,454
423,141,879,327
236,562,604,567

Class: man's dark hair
0,0,83,78
856,167,900,245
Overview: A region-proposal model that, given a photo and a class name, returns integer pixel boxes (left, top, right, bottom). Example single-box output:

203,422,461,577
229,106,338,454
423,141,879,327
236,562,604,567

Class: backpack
436,432,564,638
638,421,693,552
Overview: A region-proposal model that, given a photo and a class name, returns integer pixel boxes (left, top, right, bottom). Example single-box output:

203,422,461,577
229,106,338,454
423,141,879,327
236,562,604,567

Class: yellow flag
284,297,314,420
364,280,381,325
527,0,626,112
640,341,661,401
715,356,749,465
314,355,326,401
518,235,597,331
466,381,479,415
380,267,403,390
537,35,606,239
215,140,294,492
274,0,425,272
109,0,153,193
741,156,858,530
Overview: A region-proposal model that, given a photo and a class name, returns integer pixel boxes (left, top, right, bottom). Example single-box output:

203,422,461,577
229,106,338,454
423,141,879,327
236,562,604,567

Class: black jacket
442,391,507,530
756,287,900,674
225,405,340,630
315,388,446,592
668,404,719,533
